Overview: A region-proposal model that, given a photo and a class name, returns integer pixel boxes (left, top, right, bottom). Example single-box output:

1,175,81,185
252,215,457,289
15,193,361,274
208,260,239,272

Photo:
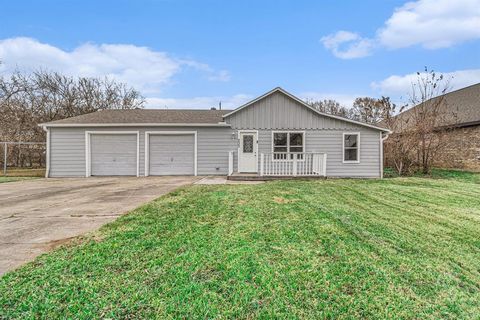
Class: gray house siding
48,89,386,178
49,126,236,177
226,91,362,130
50,128,87,177
226,91,383,178
230,129,381,178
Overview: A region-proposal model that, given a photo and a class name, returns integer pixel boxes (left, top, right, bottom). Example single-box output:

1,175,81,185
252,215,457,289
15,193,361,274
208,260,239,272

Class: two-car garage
86,131,196,176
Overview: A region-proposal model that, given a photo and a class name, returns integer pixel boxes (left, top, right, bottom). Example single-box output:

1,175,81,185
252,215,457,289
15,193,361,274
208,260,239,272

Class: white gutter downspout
42,126,50,178
380,131,390,179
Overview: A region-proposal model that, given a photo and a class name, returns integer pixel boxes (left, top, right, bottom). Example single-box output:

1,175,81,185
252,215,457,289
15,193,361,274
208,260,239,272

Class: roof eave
38,122,232,128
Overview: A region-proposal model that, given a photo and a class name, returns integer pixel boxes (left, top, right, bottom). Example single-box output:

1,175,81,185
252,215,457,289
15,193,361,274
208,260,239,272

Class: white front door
238,132,258,173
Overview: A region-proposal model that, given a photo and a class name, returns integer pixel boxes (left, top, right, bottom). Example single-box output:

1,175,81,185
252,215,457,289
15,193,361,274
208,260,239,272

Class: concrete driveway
0,176,199,276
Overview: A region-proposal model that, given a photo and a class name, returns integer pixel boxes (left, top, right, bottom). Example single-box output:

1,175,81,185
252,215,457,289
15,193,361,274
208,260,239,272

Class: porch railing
260,152,327,177
228,151,234,176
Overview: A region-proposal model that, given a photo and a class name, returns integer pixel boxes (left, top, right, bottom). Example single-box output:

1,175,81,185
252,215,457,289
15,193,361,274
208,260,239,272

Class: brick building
387,83,480,171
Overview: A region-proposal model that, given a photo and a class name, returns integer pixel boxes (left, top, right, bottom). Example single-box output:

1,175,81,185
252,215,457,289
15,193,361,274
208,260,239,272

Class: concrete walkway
0,176,198,276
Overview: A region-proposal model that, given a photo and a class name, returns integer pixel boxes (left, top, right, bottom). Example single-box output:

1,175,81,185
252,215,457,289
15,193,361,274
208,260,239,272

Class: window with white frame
343,133,359,162
273,132,304,160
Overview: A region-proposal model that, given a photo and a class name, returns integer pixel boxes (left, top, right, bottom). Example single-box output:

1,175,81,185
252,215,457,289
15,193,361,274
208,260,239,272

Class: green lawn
1,173,480,319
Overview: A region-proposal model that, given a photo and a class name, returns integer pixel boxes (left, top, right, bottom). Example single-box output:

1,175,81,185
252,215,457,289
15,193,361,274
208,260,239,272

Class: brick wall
434,125,480,171
384,124,480,172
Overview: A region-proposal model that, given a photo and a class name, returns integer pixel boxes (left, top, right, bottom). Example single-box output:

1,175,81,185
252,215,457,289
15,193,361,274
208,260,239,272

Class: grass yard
1,172,480,319
0,176,38,183
3,167,46,177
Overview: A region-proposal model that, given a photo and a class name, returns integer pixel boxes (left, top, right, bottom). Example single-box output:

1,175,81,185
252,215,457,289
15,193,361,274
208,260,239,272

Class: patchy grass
385,167,480,184
425,168,480,183
1,175,480,319
3,167,45,177
0,176,38,183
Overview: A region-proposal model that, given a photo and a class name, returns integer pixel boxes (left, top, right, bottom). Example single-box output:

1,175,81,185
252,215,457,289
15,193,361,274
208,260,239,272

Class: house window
273,132,304,160
243,135,254,153
343,133,359,163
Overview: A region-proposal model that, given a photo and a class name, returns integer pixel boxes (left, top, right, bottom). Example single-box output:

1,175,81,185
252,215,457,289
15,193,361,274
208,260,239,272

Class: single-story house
40,87,390,179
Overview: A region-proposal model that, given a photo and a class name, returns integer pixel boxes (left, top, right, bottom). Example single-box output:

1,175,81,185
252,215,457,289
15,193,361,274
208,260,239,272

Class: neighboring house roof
389,82,480,131
223,87,390,133
40,109,232,127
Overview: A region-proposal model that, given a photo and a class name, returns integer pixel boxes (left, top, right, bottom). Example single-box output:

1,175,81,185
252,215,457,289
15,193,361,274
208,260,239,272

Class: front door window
243,135,254,153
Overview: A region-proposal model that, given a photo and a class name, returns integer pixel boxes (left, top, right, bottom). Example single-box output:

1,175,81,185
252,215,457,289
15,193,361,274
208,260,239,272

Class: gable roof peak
223,87,390,133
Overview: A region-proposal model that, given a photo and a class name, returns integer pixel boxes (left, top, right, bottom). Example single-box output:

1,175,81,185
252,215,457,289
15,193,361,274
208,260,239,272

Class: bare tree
351,97,393,124
379,97,417,175
0,69,145,168
384,67,455,175
307,99,355,119
404,68,453,174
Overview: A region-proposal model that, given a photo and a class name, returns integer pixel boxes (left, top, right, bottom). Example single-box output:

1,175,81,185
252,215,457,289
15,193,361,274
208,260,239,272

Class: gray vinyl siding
227,91,383,178
226,91,362,130
49,126,236,177
231,129,380,178
49,91,384,178
306,130,380,177
49,128,87,177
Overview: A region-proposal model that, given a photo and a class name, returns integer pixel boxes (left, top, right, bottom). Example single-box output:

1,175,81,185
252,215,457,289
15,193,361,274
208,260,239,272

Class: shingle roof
42,109,232,126
391,83,480,130
440,83,480,126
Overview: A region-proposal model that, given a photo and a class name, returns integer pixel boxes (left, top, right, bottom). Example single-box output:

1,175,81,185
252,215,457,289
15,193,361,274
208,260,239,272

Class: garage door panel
91,134,137,176
149,134,194,175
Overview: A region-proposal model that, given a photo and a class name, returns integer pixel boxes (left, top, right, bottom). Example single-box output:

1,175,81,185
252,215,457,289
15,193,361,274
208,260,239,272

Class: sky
0,0,479,109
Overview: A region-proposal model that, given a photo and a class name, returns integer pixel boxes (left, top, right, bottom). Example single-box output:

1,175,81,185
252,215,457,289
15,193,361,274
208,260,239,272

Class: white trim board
223,87,391,133
342,132,360,164
144,131,198,176
44,127,51,178
380,131,389,179
85,131,140,177
380,131,383,179
40,123,230,128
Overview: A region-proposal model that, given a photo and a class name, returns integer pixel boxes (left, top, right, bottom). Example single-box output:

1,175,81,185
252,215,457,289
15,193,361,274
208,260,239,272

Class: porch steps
227,173,327,181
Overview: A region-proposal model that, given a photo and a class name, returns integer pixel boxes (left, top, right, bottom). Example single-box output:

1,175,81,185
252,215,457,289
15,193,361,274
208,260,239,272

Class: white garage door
148,134,195,175
90,134,137,176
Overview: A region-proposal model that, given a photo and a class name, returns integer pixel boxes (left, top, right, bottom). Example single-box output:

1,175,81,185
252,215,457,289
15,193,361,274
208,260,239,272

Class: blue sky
1,0,479,108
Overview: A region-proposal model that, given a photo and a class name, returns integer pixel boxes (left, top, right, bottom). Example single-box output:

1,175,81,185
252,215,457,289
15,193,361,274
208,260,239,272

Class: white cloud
145,94,252,109
371,68,480,96
378,0,480,49
207,70,231,82
320,31,375,59
0,37,230,95
322,0,480,58
178,59,231,82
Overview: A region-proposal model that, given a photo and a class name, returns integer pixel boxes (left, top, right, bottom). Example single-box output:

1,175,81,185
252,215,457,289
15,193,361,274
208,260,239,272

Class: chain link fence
1,142,46,177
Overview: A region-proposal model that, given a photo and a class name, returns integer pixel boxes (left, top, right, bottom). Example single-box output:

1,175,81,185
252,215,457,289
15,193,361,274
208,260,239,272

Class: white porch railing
260,152,327,177
228,151,234,176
